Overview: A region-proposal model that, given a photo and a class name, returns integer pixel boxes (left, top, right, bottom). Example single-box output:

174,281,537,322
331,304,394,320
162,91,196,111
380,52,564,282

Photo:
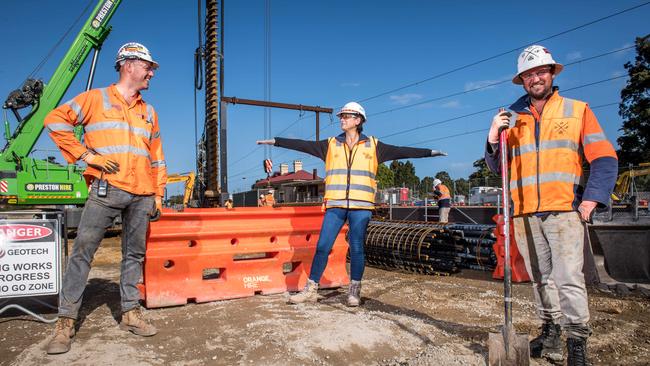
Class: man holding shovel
485,45,618,365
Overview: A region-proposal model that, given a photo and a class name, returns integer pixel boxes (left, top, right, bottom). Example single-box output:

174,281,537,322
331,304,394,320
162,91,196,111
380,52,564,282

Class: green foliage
454,178,470,197
617,35,650,167
468,158,500,187
390,160,419,189
419,176,435,197
434,171,453,192
376,163,394,189
166,194,185,205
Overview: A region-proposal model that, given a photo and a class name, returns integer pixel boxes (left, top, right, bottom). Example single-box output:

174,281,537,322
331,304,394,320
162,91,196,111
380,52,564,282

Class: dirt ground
1,235,649,366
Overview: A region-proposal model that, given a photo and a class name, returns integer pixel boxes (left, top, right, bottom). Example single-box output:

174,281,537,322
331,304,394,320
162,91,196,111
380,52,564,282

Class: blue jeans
309,208,372,283
58,181,154,319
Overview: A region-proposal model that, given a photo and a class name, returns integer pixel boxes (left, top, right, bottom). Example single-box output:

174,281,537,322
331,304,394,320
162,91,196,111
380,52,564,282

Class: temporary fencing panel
141,206,349,308
491,214,530,282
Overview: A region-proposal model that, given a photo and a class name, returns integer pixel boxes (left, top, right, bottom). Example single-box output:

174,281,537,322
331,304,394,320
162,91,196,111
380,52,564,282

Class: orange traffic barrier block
140,206,349,308
491,214,530,283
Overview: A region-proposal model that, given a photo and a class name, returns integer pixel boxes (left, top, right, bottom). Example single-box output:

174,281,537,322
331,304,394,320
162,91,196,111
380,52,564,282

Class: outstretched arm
257,137,329,161
377,141,447,164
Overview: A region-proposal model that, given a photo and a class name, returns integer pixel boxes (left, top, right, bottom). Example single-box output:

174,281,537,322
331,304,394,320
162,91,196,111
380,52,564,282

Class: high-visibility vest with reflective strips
44,84,167,196
436,184,451,200
324,136,378,208
507,91,616,215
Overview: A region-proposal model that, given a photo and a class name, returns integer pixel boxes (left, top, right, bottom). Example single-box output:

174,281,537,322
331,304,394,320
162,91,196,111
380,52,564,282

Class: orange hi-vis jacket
505,91,617,215
44,84,167,197
436,184,451,200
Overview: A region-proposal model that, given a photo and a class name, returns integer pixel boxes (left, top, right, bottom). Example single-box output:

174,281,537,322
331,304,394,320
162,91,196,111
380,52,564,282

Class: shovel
488,109,530,365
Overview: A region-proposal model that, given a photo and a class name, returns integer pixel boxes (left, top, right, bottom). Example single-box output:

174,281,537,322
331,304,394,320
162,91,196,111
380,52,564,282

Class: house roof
253,170,322,188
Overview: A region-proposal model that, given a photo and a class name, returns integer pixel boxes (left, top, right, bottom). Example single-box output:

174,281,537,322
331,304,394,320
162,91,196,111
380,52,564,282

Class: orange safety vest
436,184,451,200
44,84,167,196
507,91,616,215
324,136,378,209
265,193,276,206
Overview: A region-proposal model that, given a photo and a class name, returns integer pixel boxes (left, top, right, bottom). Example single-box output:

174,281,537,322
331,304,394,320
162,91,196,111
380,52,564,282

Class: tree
468,158,500,187
454,178,470,198
376,163,394,189
617,35,650,166
419,176,435,197
434,171,453,193
389,160,419,189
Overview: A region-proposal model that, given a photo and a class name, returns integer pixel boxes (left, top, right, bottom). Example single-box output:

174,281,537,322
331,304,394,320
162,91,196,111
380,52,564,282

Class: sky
1,1,648,196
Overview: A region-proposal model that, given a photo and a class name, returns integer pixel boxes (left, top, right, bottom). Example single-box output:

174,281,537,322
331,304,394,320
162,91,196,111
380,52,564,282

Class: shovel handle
498,109,513,328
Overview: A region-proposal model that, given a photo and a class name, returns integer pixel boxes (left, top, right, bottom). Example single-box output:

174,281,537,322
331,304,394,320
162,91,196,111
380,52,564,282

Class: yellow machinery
166,172,196,207
611,163,650,203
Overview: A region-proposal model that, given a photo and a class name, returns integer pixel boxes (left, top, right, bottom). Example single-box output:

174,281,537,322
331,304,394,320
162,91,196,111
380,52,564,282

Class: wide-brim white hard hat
115,42,159,70
512,45,563,85
336,101,367,121
433,179,442,186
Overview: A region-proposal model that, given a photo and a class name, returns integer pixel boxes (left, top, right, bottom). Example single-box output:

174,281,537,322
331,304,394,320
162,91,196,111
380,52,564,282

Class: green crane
1,0,121,206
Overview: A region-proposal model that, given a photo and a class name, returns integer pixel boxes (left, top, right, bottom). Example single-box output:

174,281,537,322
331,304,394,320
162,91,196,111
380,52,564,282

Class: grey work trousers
513,211,591,339
438,207,450,223
58,181,154,319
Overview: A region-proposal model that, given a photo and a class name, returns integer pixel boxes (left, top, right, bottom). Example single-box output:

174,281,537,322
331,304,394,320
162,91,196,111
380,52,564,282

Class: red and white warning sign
0,181,8,193
0,221,60,298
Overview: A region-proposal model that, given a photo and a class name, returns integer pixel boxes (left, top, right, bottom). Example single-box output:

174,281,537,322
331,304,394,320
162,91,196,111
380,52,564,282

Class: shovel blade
488,327,530,366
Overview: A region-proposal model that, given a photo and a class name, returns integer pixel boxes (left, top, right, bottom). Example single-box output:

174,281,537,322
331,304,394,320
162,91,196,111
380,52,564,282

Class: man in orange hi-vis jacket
485,45,617,366
44,42,167,355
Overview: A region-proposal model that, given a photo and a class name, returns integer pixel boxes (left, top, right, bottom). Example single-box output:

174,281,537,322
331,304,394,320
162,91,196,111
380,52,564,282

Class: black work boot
530,322,563,363
567,337,590,366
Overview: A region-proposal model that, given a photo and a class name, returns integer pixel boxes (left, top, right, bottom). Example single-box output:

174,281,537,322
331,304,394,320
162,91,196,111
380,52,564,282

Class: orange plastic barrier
491,214,530,283
140,206,349,308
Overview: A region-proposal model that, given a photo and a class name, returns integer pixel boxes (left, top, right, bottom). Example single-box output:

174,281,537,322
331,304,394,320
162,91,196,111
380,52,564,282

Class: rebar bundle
364,220,497,275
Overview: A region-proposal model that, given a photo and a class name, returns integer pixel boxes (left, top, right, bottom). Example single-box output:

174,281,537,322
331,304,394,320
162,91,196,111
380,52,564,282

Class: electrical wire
405,101,621,147
25,1,95,84
356,1,649,105
367,45,636,118
378,75,627,141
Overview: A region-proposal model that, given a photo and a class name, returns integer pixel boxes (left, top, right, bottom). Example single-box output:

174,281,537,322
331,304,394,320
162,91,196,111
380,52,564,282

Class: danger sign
0,220,60,298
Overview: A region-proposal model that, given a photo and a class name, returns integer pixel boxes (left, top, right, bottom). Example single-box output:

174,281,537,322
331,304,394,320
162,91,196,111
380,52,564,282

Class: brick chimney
280,163,289,175
293,160,303,173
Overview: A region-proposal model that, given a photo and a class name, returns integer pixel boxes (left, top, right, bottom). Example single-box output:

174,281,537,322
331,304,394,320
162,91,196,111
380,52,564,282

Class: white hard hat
260,194,265,198
433,179,442,187
115,42,159,71
513,45,563,85
336,102,366,122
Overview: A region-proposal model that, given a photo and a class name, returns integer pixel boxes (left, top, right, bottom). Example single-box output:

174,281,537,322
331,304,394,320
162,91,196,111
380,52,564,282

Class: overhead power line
405,101,621,147
378,75,626,141
367,45,635,118
356,2,648,104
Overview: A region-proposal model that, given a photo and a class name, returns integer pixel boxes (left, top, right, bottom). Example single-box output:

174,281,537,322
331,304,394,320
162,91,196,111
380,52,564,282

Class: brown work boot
289,279,319,304
46,317,76,355
347,280,362,307
119,307,157,336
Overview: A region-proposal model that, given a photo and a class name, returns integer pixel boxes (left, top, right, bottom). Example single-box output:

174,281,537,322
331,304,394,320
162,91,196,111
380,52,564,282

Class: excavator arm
166,172,196,207
611,163,650,202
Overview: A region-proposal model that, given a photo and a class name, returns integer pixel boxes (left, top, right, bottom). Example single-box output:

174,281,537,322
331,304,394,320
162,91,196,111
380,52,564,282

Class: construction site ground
1,234,649,366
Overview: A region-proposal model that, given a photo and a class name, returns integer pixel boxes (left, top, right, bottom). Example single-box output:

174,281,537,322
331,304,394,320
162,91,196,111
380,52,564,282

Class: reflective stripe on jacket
324,136,378,209
507,91,616,215
44,84,167,196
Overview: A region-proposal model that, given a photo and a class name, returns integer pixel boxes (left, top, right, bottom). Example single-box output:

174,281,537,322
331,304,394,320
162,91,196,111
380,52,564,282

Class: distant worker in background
258,194,266,207
265,189,276,206
432,178,451,223
485,45,617,365
258,101,446,307
225,198,234,209
44,42,167,354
